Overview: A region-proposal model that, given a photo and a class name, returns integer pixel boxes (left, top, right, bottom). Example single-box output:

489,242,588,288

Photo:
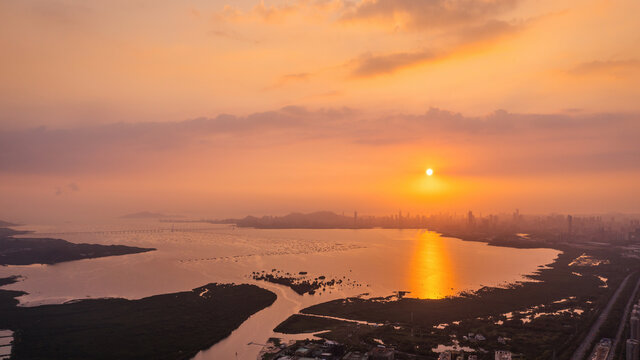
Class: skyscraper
626,339,639,360
631,316,640,340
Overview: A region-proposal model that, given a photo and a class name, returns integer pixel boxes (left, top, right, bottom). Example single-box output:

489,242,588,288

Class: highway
607,273,640,360
571,272,633,360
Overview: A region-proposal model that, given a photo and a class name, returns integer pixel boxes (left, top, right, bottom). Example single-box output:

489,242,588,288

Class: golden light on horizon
426,168,434,176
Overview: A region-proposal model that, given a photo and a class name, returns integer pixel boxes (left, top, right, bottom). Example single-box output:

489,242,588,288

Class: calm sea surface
0,222,559,359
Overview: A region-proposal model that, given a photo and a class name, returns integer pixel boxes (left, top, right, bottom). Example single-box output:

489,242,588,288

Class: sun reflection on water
409,231,457,299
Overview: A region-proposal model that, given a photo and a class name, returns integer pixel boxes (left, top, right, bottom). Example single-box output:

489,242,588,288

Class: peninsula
0,226,155,266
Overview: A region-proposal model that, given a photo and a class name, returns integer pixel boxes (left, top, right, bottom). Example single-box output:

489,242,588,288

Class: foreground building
626,339,639,360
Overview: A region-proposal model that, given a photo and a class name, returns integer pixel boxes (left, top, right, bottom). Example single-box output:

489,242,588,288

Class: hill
235,211,356,228
120,211,170,219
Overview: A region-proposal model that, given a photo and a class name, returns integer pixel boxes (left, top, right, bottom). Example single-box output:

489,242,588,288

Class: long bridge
30,227,218,236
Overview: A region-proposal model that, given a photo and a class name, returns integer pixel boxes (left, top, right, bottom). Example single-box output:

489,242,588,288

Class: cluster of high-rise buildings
627,301,640,360
223,210,640,245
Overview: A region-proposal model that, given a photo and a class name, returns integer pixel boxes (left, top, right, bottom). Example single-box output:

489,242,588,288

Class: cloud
214,0,309,24
213,0,518,31
340,0,519,31
210,1,526,80
281,73,311,81
350,50,436,77
251,0,297,22
568,59,640,77
0,107,354,173
208,29,262,44
1,107,638,177
264,72,313,90
349,20,521,76
55,182,80,196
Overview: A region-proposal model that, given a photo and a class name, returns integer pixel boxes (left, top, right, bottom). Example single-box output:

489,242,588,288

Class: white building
495,350,512,360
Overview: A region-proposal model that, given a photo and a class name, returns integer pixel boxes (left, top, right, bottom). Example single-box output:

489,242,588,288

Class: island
0,277,276,360
251,269,362,295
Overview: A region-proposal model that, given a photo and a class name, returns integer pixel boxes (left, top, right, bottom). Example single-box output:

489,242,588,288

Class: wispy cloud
568,59,640,76
208,29,263,44
264,72,313,90
55,182,80,196
350,50,437,77
214,0,315,24
349,20,521,77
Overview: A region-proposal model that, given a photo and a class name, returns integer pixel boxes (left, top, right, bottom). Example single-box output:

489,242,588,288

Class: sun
426,168,433,176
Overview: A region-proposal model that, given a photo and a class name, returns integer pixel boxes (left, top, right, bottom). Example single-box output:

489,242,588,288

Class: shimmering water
0,222,559,359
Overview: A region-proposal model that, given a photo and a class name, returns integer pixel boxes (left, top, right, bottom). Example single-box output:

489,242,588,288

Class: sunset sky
1,0,639,222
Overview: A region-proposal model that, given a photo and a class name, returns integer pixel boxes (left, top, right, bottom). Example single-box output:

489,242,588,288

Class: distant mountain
0,220,19,227
120,211,170,219
234,211,357,229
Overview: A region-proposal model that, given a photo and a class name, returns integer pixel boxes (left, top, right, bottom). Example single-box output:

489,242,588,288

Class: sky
1,0,639,223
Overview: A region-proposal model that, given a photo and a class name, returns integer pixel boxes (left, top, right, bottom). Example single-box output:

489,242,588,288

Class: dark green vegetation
0,227,155,265
276,247,640,359
0,278,276,360
0,228,29,238
274,314,349,334
0,276,25,312
253,271,322,295
441,230,556,250
251,269,354,295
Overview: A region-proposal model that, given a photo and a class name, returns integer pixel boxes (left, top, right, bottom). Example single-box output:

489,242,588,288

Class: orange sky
1,0,639,222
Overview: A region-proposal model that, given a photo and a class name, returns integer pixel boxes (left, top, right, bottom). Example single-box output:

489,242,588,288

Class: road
571,272,633,360
607,273,640,360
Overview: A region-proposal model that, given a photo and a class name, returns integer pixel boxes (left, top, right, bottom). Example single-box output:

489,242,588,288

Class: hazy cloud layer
1,107,638,176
